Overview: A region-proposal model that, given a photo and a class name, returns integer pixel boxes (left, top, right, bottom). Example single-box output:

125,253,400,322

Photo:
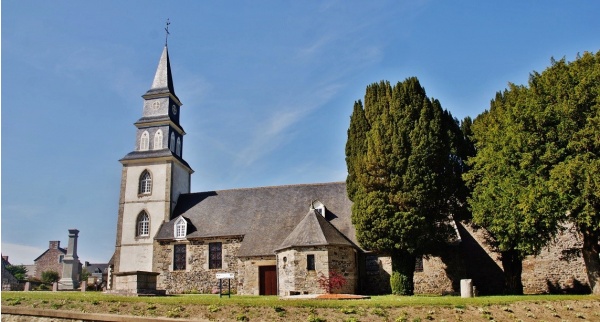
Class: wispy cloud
234,83,343,169
1,243,44,265
3,204,46,220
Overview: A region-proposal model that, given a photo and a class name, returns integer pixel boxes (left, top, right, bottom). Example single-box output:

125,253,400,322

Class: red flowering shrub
317,270,347,293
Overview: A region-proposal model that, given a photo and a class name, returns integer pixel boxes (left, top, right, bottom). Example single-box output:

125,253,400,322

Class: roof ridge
184,181,345,196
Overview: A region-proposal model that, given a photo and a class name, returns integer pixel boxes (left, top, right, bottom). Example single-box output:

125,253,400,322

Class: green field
3,291,600,321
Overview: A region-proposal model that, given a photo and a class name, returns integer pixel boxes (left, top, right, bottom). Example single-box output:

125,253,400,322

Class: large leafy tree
465,84,563,294
536,52,600,294
346,78,468,295
466,51,600,294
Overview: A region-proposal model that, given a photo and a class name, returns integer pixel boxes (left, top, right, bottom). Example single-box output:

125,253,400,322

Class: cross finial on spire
165,18,171,47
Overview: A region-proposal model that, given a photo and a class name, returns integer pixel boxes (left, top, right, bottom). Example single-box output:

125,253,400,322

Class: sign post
216,273,235,298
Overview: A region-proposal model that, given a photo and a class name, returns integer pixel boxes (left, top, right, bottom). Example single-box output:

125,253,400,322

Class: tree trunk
390,250,416,295
500,249,523,295
581,229,600,294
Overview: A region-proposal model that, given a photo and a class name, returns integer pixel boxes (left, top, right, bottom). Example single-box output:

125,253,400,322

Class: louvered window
154,129,163,149
140,131,150,151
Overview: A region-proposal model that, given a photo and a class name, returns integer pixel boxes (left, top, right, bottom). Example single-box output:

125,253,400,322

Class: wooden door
259,265,277,295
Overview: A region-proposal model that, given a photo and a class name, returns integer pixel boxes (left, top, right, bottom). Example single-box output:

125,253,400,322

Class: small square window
307,254,315,271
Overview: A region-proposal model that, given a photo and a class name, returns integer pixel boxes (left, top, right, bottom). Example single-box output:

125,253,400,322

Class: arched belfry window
139,170,152,195
174,217,187,239
137,212,150,237
154,129,163,150
170,132,176,153
176,137,181,156
140,131,150,151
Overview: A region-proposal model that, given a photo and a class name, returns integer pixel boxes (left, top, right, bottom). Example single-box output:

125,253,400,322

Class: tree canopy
346,78,469,294
465,51,600,294
5,264,28,281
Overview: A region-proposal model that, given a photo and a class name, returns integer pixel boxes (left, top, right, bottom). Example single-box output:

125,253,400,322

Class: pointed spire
151,46,175,92
143,45,180,104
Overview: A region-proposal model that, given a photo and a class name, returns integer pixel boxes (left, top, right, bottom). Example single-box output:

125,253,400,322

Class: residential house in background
33,241,66,279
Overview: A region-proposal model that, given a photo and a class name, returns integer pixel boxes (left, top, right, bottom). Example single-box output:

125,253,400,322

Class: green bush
390,272,412,295
41,270,60,284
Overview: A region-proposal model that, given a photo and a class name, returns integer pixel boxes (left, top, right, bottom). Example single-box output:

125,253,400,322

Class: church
109,45,590,296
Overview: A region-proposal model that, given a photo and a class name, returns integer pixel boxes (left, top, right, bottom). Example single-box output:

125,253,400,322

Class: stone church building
110,45,590,296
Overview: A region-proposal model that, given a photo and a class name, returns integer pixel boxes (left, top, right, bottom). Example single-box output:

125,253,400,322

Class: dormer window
174,217,187,239
139,170,152,195
140,131,150,151
154,129,163,150
311,200,326,218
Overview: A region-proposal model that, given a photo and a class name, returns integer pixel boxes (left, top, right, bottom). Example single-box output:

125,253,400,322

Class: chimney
49,241,60,249
2,255,8,262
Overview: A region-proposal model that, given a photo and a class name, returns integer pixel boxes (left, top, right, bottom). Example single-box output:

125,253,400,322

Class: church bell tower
112,44,193,277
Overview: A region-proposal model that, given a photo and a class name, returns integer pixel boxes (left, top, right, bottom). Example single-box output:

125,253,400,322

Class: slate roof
120,149,192,169
275,209,356,251
155,182,360,257
85,263,109,275
143,46,180,103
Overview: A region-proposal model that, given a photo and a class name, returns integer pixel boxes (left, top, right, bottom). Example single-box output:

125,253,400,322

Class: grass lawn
2,291,599,321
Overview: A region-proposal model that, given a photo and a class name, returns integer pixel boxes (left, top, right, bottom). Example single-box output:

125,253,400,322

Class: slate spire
143,45,180,104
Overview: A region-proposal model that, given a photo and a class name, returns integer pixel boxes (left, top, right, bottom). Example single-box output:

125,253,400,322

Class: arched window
170,132,176,152
137,212,150,237
154,129,163,150
140,131,150,151
139,170,152,194
176,137,181,156
174,217,187,239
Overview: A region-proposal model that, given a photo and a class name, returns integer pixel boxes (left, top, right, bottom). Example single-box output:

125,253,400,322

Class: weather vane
165,18,171,46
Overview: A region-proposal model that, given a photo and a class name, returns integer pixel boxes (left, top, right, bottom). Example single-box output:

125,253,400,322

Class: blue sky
2,1,599,265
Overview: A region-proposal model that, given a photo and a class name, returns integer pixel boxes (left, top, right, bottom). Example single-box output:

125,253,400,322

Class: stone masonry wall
277,247,329,295
414,250,463,295
238,256,277,295
362,254,392,295
34,241,66,279
327,246,358,294
459,221,590,294
521,224,589,294
154,237,242,294
364,252,461,295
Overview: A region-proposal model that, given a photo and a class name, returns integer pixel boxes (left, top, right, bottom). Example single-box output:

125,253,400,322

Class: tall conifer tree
346,78,467,295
